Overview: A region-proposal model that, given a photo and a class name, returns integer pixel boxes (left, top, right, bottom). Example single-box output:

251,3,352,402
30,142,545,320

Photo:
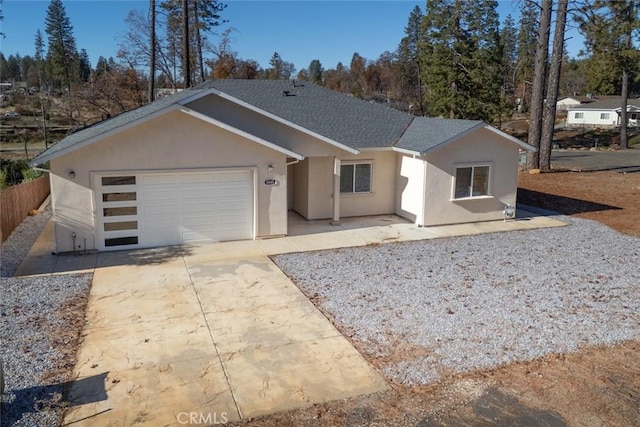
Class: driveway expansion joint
179,245,243,421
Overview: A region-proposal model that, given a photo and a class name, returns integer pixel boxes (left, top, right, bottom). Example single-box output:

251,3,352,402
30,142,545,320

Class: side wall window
454,165,490,199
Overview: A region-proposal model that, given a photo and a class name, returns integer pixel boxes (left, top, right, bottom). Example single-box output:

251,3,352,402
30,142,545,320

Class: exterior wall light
267,165,274,172
68,171,76,179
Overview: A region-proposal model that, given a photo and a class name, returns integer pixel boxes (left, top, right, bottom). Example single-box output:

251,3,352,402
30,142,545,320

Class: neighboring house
556,96,596,111
30,80,534,253
566,97,640,128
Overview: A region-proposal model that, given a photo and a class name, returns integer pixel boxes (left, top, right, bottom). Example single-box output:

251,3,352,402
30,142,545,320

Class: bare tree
540,0,568,171
149,0,156,102
526,0,553,171
181,0,191,88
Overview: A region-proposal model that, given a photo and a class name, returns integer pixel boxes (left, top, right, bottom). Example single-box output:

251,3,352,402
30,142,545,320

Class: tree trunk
40,96,48,149
149,0,156,103
526,0,553,171
540,0,568,171
194,2,205,83
620,69,629,150
181,0,191,89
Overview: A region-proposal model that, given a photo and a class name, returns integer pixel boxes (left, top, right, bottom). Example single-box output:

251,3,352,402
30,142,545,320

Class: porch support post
331,157,341,225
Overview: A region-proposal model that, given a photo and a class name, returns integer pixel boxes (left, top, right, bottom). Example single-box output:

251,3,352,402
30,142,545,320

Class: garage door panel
141,174,178,185
98,169,254,250
142,188,179,201
181,173,215,184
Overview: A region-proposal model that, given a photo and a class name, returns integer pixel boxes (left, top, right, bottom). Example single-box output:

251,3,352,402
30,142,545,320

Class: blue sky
1,1,584,73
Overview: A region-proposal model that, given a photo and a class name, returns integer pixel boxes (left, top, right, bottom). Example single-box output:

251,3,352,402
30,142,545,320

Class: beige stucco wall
340,150,397,218
50,110,287,252
291,151,397,220
395,155,426,224
188,94,346,157
291,159,310,218
422,127,520,226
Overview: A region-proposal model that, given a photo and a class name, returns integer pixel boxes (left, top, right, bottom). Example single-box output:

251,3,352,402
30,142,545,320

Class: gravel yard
1,209,92,426
272,215,640,386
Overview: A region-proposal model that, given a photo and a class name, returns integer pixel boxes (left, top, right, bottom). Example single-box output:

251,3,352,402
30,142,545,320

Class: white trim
482,126,537,151
183,88,360,155
407,123,536,155
178,106,305,160
451,163,493,200
339,161,373,194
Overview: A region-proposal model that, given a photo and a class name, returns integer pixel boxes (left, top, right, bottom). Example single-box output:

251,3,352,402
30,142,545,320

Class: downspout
421,157,428,227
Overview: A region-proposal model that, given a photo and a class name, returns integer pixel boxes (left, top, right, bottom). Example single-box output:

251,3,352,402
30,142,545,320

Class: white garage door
96,170,254,250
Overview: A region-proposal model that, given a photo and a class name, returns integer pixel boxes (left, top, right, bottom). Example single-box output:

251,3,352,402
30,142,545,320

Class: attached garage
95,169,255,250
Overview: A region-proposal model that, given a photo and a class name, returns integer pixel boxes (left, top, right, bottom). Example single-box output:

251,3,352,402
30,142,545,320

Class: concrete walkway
14,211,567,425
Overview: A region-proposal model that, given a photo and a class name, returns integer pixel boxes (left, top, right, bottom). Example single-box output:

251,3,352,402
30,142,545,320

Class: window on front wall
454,165,490,199
574,112,584,119
340,163,372,193
600,112,610,120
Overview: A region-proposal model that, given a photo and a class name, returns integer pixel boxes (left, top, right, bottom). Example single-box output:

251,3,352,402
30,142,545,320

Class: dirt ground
231,170,640,427
518,169,640,238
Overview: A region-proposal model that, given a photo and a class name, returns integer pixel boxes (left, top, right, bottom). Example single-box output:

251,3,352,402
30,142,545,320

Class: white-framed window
340,162,372,194
574,112,584,119
600,112,610,120
453,165,491,199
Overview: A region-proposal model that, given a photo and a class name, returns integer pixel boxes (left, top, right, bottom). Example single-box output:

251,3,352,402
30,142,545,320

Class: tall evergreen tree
308,59,323,84
500,14,518,105
421,0,502,120
35,29,49,148
397,5,424,114
44,0,78,92
516,0,539,112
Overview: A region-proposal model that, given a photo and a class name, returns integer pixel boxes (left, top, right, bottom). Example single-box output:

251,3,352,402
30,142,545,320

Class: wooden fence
0,175,50,243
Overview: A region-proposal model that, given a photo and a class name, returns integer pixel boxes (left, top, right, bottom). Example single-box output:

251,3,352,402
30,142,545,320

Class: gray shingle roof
30,79,532,165
568,97,640,110
202,79,414,149
396,117,483,155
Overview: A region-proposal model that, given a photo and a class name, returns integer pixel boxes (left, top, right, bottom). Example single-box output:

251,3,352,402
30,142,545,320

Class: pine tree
500,14,517,104
34,29,49,148
526,0,552,171
308,59,323,84
421,0,502,121
515,0,539,112
44,0,78,92
540,0,569,171
396,5,424,114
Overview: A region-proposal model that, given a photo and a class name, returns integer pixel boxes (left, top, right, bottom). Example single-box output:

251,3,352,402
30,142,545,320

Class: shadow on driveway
1,372,109,426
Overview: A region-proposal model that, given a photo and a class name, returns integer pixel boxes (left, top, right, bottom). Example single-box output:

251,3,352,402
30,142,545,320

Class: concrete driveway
63,244,387,426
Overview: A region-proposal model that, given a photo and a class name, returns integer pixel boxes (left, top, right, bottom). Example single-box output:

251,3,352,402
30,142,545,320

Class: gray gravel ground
1,207,51,278
1,210,93,426
272,216,640,386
